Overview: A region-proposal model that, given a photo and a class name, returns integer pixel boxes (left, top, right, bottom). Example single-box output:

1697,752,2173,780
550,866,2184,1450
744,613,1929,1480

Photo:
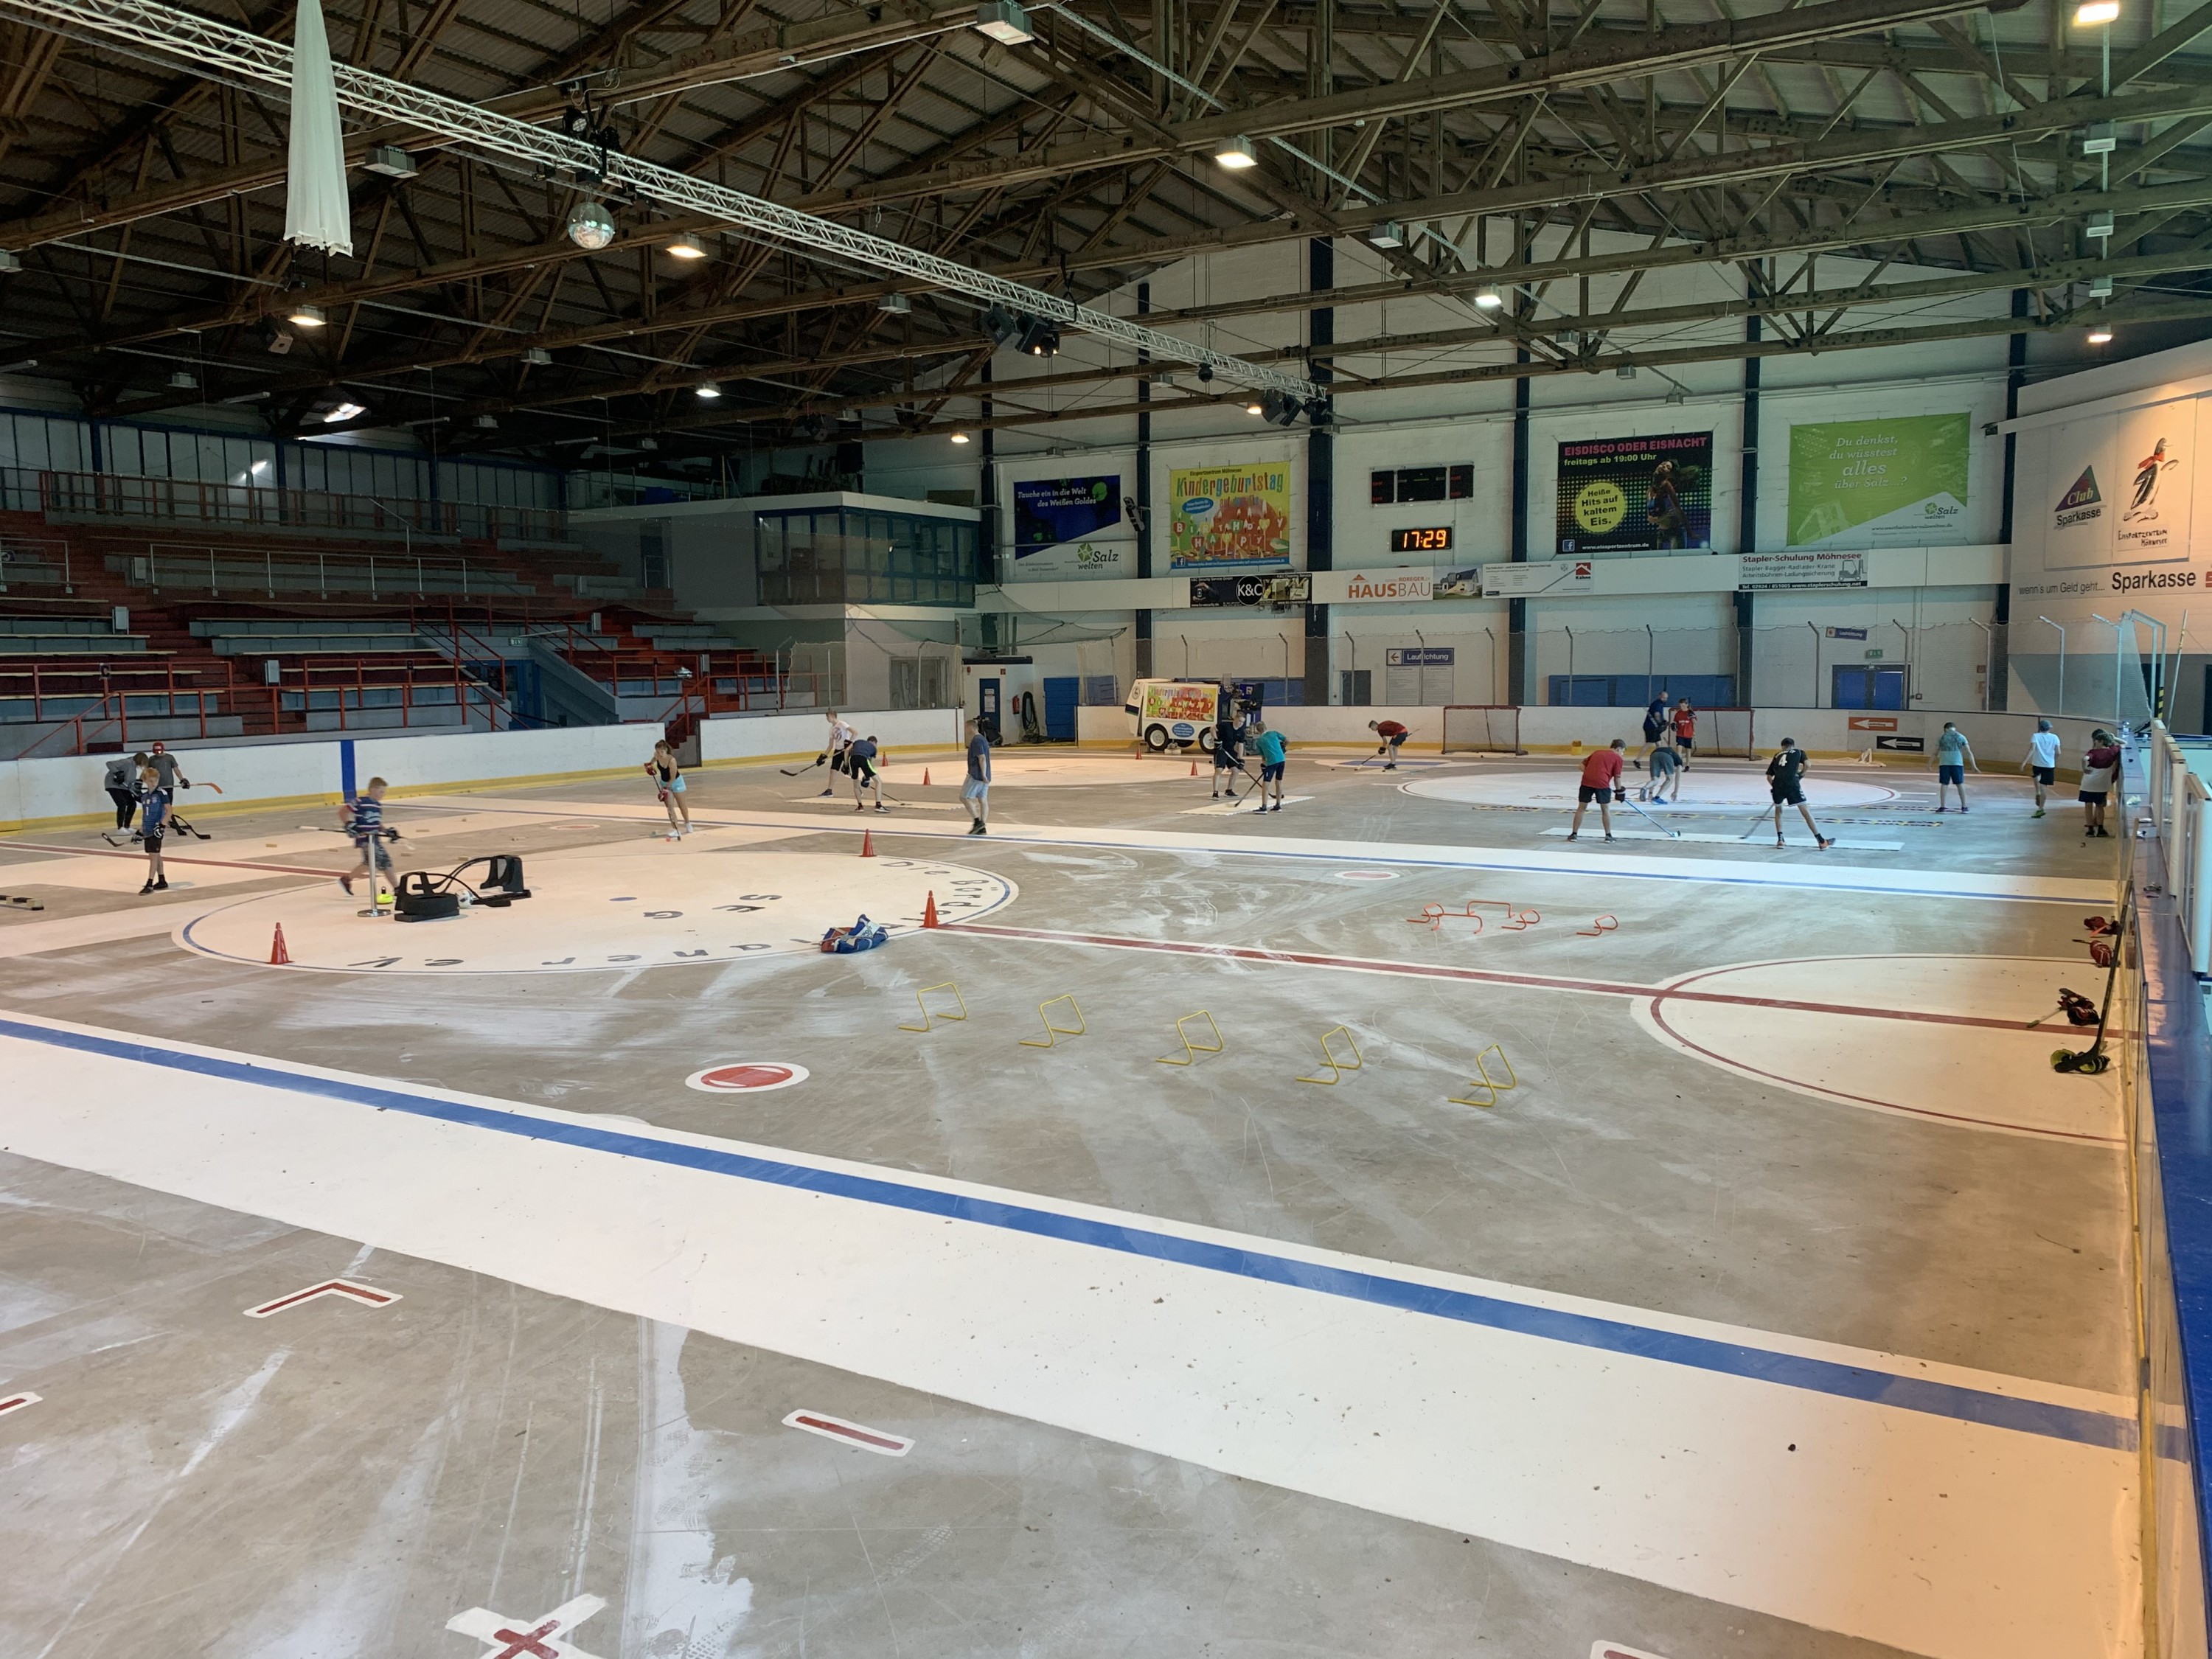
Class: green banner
1786,414,1969,547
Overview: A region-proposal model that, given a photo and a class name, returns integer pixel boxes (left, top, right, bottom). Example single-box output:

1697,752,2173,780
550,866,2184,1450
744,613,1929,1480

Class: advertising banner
1341,569,1433,602
1556,432,1712,554
1482,559,1596,597
1386,647,1455,667
1189,572,1311,608
1010,473,1127,580
2020,400,2197,574
1737,551,1869,590
1168,459,1293,570
1785,414,1969,549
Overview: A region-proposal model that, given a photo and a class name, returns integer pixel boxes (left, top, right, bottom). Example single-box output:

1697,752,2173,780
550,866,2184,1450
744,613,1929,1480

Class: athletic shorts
1215,748,1239,769
1938,763,1964,785
2079,788,2109,806
1577,784,1615,804
1674,734,1694,751
2033,766,2056,786
1770,783,1806,806
961,777,989,804
667,773,686,793
849,759,875,782
1643,723,1663,744
1260,762,1284,782
141,827,164,847
1381,733,1406,747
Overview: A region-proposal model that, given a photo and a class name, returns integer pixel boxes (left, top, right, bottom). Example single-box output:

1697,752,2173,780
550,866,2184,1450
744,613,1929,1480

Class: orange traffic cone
922,891,940,928
1189,759,1198,776
922,768,931,787
268,924,291,965
860,830,876,858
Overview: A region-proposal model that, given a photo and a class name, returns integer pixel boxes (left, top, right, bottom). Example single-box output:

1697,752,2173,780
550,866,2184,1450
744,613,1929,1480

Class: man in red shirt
1568,739,1626,842
1368,717,1410,771
1670,699,1697,770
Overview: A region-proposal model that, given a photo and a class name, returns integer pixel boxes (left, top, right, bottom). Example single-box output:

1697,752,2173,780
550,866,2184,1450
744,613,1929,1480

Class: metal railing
25,468,564,543
134,541,530,600
0,535,74,594
2145,723,2212,978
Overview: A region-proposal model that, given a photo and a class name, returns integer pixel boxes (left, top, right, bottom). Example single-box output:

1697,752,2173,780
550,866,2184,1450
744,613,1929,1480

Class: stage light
288,302,327,328
2075,0,2119,24
1215,136,1258,170
950,431,971,444
1474,284,1503,309
664,232,707,260
695,382,721,399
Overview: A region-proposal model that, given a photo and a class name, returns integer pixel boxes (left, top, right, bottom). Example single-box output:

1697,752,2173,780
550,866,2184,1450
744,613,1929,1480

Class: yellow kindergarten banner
1167,460,1293,570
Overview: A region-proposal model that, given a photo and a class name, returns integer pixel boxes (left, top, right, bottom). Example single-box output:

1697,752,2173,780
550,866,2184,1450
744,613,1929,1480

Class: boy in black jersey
1764,739,1833,849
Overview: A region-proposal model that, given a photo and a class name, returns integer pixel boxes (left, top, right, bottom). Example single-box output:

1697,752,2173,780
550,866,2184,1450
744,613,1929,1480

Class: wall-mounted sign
1011,474,1125,580
1786,413,1969,549
1874,734,1924,751
1481,560,1595,597
1557,432,1713,554
1433,566,1484,599
1343,570,1432,602
1737,551,1869,590
1826,625,1869,639
1168,460,1293,570
1189,571,1311,608
1390,526,1453,554
1386,647,1455,667
1847,715,1899,731
1863,648,1885,660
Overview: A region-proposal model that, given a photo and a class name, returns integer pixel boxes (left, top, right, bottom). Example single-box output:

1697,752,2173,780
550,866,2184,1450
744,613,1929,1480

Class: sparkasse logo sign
2054,466,2104,529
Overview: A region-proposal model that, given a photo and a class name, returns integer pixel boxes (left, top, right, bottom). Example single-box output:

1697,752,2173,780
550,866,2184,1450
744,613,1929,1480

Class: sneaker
1383,765,1397,771
1775,838,1787,848
968,821,987,835
854,804,865,812
1817,836,1834,850
1565,832,1579,841
1604,834,1615,842
1960,806,1969,813
875,803,889,813
1270,804,1281,813
138,880,154,895
2033,808,2046,818
818,787,834,798
1934,805,1947,813
338,875,354,895
154,877,168,890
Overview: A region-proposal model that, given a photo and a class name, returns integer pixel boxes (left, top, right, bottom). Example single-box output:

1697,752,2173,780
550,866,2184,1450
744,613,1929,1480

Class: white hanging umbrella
284,0,353,255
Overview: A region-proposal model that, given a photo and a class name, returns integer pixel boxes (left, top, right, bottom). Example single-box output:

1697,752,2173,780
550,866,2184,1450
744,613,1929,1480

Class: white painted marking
1541,827,1907,850
243,1279,401,1318
1634,955,2122,1144
686,1062,810,1093
1591,1644,1673,1659
440,799,2114,903
0,1391,41,1418
782,1408,914,1455
1333,869,1401,881
0,895,233,959
448,1593,606,1659
1408,768,1901,809
0,1012,2138,1659
175,850,1016,974
877,754,1197,786
1176,795,1314,816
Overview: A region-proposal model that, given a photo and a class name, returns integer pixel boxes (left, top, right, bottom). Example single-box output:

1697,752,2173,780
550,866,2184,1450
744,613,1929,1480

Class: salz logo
2054,466,2104,529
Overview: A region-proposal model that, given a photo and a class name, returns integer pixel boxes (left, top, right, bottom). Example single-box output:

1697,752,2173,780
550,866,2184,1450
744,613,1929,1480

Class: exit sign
1863,648,1885,660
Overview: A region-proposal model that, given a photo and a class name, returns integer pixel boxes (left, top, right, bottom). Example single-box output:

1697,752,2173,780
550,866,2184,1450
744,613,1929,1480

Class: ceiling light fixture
2087,324,2115,344
522,347,552,366
664,232,706,260
0,251,21,274
1473,284,1503,310
1367,222,1405,248
2075,0,2119,23
322,401,366,422
364,145,418,178
1246,400,1264,414
695,382,721,400
950,430,972,445
288,302,327,328
1215,136,1258,170
973,0,1035,44
878,292,911,313
566,200,617,251
168,369,198,389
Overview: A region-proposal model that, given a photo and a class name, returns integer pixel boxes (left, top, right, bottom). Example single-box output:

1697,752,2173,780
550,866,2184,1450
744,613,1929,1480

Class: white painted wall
1,712,959,830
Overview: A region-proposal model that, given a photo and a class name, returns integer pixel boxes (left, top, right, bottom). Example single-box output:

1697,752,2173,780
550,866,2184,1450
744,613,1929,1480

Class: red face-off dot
698,1064,794,1090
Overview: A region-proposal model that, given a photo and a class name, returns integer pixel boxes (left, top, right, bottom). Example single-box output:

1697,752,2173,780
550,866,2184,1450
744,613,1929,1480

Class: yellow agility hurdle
1449,1042,1518,1108
897,981,969,1032
1156,1010,1224,1066
1019,994,1087,1048
1295,1025,1364,1086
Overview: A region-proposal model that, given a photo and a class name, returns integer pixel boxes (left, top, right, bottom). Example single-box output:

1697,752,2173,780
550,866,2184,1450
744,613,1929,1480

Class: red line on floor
1,840,333,877
795,1414,905,1450
943,923,2059,1033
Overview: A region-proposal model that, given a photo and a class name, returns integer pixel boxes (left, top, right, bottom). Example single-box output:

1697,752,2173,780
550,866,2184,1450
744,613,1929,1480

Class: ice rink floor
0,745,2135,1659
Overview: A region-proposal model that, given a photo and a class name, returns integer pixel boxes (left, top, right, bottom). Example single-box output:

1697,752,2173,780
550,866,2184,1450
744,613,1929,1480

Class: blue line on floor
2,1012,2134,1455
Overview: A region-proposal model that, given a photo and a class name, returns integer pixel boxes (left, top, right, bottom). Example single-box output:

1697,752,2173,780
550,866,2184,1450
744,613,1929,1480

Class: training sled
392,855,532,922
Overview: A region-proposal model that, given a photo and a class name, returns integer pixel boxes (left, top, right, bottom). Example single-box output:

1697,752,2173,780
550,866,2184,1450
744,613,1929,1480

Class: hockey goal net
1441,705,1523,754
1694,706,1757,758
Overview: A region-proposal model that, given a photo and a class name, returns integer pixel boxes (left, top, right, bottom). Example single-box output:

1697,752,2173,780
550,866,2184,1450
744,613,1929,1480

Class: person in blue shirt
1638,691,1672,772
1933,721,1979,813
847,734,886,813
961,718,992,835
133,762,170,894
339,776,397,897
1252,723,1288,813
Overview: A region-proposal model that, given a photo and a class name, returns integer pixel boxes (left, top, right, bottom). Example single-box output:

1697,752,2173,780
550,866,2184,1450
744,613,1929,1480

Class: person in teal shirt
1934,721,1979,813
1252,723,1288,813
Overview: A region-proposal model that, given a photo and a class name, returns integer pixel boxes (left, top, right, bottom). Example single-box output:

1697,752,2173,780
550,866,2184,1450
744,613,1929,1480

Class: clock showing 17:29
1389,526,1453,553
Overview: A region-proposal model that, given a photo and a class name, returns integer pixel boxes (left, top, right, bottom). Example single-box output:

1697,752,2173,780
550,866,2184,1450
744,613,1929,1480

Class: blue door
1832,666,1907,709
1042,676,1079,742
